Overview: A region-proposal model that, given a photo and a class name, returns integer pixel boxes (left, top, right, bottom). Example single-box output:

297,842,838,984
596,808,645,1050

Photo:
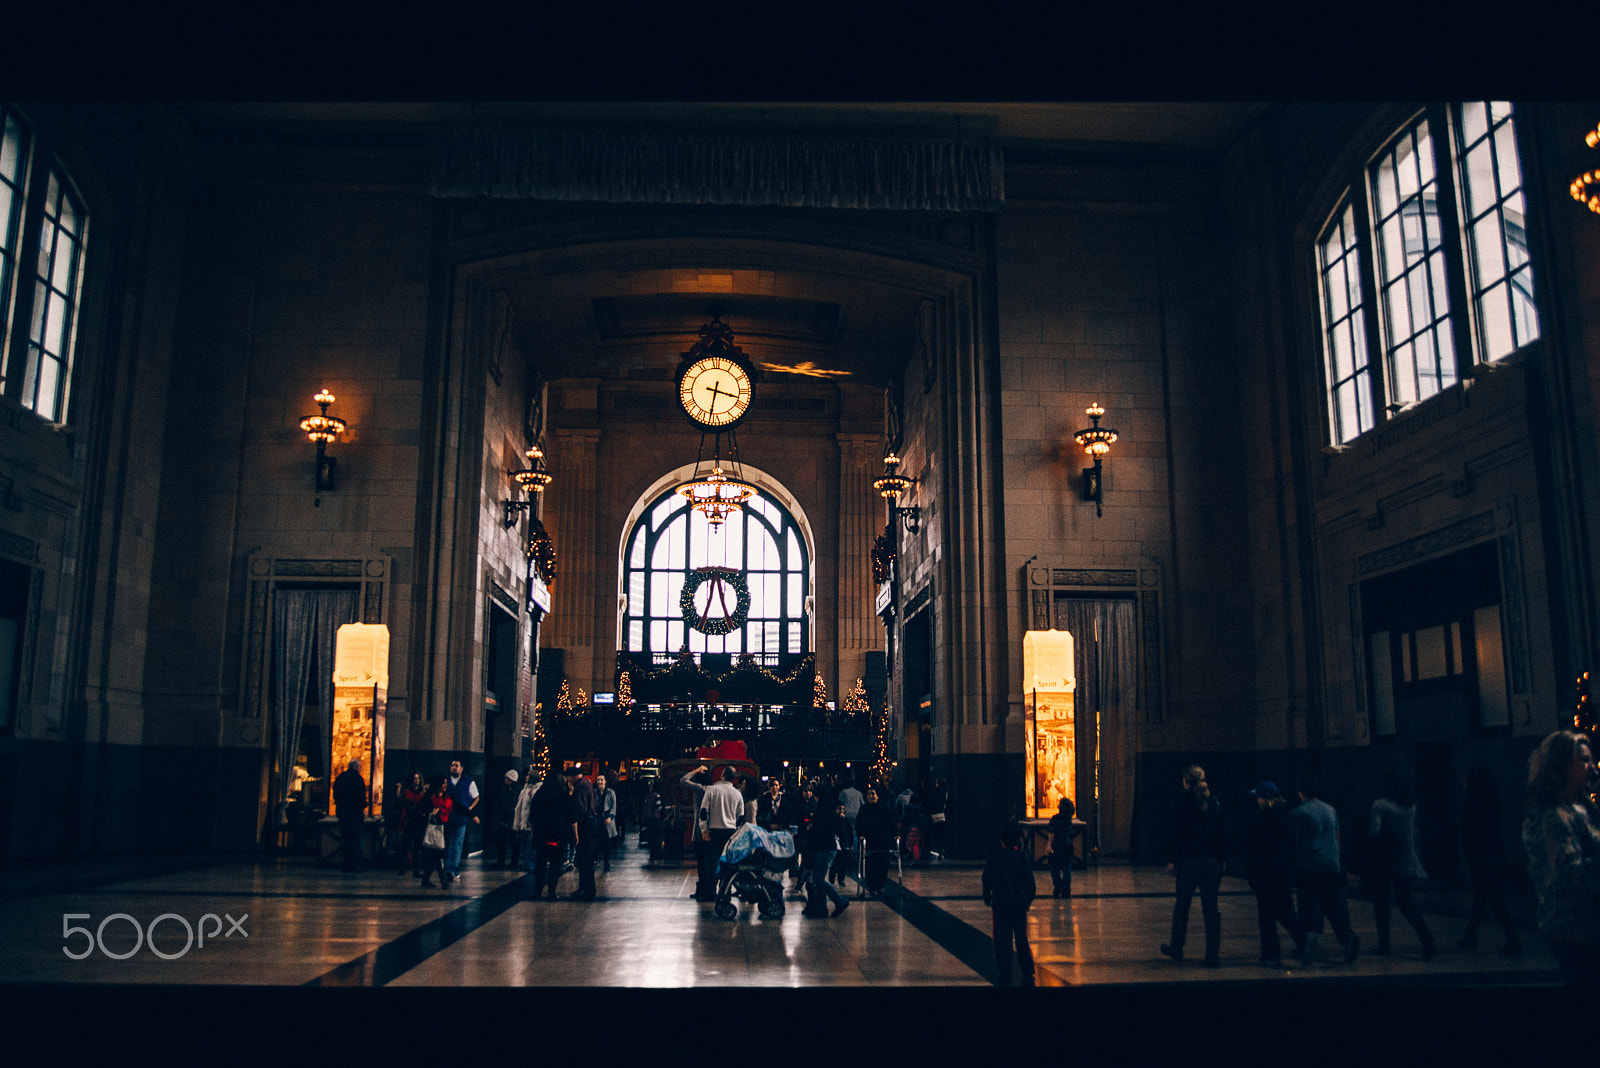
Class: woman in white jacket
1367,770,1435,957
512,766,540,873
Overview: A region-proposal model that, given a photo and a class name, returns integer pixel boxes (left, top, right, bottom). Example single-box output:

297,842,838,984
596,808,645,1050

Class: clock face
678,355,753,429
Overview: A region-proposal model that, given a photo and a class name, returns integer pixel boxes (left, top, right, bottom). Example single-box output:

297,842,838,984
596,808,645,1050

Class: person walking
418,776,453,888
698,767,748,898
681,764,715,900
396,771,429,876
528,769,578,901
596,772,619,873
512,767,541,873
442,758,480,884
983,821,1038,985
1044,797,1080,898
1159,765,1225,966
492,769,521,869
926,778,950,860
333,759,368,873
803,799,851,919
1522,730,1600,987
566,766,600,900
1243,780,1304,967
835,777,865,886
1457,766,1523,955
855,785,897,895
1367,771,1435,958
1292,773,1360,964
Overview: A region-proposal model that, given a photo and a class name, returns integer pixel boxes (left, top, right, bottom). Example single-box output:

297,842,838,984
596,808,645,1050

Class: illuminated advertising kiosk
1023,629,1075,820
330,623,389,817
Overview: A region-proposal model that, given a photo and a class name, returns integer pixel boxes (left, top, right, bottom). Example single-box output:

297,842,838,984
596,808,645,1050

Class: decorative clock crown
680,316,752,371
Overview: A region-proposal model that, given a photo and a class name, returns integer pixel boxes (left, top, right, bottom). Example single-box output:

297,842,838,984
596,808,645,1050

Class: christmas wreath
680,566,750,635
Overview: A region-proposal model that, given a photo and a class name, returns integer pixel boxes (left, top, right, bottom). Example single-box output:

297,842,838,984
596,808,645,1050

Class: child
982,821,1038,985
1045,797,1080,898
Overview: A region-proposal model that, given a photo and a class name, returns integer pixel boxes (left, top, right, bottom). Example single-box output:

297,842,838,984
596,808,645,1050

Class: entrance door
1053,597,1138,858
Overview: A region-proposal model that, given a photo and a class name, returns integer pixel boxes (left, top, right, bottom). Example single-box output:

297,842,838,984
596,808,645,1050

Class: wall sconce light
872,453,921,534
1570,122,1600,215
298,389,347,506
1073,403,1118,518
503,444,554,528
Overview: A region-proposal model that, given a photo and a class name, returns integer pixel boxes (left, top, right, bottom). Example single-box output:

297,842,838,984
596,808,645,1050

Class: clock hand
704,381,732,412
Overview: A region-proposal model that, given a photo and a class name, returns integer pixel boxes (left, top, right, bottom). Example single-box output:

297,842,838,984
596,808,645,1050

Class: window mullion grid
1,150,44,409
1427,104,1476,381
1351,193,1391,433
0,107,30,394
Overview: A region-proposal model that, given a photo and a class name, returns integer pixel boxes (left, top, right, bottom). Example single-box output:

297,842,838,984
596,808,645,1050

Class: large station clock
677,354,753,430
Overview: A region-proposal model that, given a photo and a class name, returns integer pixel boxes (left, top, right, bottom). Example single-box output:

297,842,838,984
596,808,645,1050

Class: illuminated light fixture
1072,402,1118,518
676,465,756,527
298,388,347,505
872,453,921,534
504,444,554,528
1571,123,1600,215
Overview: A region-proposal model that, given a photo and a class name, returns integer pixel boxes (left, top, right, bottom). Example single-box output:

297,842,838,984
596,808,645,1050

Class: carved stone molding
239,553,392,720
0,530,39,564
1354,511,1497,578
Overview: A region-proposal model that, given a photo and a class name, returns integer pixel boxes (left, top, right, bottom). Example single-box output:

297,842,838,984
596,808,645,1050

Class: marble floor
0,839,1560,989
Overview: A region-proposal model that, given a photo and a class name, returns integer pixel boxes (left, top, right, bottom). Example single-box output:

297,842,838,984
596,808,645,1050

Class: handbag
605,817,619,838
423,822,445,851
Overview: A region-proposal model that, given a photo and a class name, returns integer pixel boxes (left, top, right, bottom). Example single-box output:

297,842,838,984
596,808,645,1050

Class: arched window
1315,102,1537,446
621,483,810,661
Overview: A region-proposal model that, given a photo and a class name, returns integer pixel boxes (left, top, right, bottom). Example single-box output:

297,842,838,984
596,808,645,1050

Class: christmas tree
618,670,632,715
532,702,550,779
870,706,893,785
556,678,572,716
844,677,867,712
576,687,589,709
813,673,827,708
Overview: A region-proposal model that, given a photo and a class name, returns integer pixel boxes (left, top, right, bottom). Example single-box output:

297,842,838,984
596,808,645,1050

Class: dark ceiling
182,102,1271,387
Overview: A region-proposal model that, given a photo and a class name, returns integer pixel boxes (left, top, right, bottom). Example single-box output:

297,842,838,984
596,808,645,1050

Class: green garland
681,566,751,635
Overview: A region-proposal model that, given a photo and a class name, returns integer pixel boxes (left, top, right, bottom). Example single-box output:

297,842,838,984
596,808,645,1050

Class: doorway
1052,596,1138,858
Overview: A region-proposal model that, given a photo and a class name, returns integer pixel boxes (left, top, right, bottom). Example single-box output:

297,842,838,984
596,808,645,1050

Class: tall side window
0,111,30,369
0,108,88,424
1318,203,1375,444
1369,117,1457,408
1314,103,1536,447
1454,101,1538,362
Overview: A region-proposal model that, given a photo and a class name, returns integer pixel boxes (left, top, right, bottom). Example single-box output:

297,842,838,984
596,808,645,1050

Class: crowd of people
665,766,952,915
369,726,1600,989
1144,728,1598,986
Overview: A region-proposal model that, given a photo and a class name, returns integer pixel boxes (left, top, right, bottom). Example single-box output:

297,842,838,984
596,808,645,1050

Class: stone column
545,428,601,692
837,434,884,694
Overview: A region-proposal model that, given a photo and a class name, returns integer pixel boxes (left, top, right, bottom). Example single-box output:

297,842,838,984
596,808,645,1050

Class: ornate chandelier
676,465,756,527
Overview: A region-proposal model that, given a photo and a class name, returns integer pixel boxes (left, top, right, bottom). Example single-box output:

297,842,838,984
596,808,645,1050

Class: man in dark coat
854,785,897,894
528,772,578,901
983,820,1038,984
333,759,368,873
566,766,600,900
1243,780,1304,966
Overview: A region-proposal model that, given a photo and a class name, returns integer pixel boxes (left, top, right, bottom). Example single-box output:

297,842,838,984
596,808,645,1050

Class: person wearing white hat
492,769,521,869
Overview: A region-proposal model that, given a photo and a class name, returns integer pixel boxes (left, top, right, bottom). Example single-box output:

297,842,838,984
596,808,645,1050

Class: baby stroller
714,823,797,920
